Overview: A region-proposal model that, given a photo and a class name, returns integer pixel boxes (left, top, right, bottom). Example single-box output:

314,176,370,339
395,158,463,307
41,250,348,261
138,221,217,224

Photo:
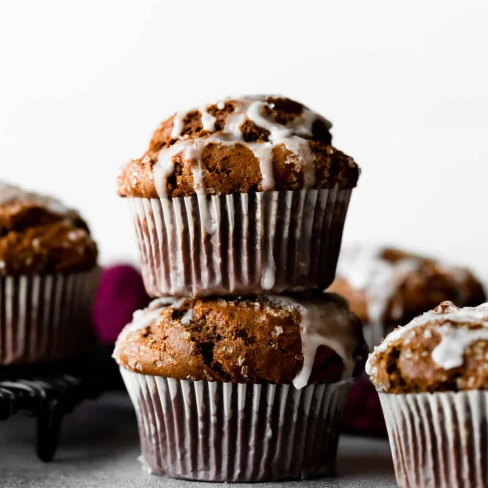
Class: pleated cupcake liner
129,188,352,297
0,268,100,364
362,323,395,349
121,369,352,482
380,391,488,488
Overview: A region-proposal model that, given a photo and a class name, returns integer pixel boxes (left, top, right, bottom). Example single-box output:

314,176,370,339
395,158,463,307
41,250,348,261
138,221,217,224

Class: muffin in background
367,301,488,488
0,182,100,364
118,95,360,297
329,245,486,348
113,292,367,482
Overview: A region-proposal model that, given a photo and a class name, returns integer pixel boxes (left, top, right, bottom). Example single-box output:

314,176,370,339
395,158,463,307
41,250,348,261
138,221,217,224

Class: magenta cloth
342,375,387,436
93,265,150,344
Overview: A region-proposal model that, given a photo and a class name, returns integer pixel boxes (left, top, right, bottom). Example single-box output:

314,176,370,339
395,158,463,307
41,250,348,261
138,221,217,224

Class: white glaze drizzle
246,100,291,140
113,297,183,360
366,302,488,375
114,295,359,389
336,246,424,325
280,136,316,186
267,296,359,389
200,107,216,132
0,181,75,215
246,100,317,187
261,265,276,290
337,246,482,328
432,324,488,369
172,107,216,139
249,143,275,189
180,309,194,326
154,139,205,198
170,112,186,139
223,110,246,136
154,95,329,199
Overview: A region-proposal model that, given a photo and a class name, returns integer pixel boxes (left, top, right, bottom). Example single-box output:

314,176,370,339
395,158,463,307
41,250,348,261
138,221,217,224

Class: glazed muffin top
117,95,360,198
113,293,368,389
367,301,488,394
328,246,486,326
0,182,98,275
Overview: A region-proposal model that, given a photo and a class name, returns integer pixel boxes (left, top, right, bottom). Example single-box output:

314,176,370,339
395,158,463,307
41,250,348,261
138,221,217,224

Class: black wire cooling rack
0,347,121,462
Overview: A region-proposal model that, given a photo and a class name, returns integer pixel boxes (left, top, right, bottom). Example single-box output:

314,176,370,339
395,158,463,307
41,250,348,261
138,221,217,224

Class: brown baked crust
328,247,486,326
117,96,360,198
367,302,488,394
0,186,98,275
114,293,368,385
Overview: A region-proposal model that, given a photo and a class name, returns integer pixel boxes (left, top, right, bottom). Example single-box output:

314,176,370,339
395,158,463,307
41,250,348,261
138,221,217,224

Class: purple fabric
342,375,387,436
93,265,150,344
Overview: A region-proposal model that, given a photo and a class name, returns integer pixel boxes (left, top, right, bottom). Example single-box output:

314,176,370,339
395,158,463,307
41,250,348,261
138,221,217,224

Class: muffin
367,301,488,488
0,182,100,364
329,245,486,348
118,95,360,297
113,292,367,482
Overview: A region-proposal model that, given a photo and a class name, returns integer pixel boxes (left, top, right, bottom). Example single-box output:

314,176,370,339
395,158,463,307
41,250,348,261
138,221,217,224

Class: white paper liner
362,322,395,350
120,368,352,482
129,189,352,297
0,268,100,364
380,391,488,488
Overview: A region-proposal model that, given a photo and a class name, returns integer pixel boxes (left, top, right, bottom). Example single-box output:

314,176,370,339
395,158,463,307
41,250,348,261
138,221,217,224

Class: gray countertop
0,392,397,488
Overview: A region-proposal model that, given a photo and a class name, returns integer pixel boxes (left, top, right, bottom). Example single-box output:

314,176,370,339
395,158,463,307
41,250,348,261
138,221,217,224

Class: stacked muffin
0,182,100,364
113,95,367,482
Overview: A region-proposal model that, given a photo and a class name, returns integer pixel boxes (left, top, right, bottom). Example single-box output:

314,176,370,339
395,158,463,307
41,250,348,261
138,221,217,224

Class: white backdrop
1,0,487,278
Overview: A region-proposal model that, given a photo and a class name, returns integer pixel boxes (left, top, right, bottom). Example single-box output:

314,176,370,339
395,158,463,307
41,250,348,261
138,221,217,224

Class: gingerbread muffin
114,292,367,482
329,245,486,348
367,301,488,488
0,182,100,364
118,95,360,297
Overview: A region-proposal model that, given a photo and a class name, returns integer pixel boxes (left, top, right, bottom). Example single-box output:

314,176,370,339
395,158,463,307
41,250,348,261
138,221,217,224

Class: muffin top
328,246,486,326
367,301,488,393
0,182,98,275
118,95,360,198
113,293,368,389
